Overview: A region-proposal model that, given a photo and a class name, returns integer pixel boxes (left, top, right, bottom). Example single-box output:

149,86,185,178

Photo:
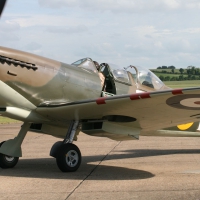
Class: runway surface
0,124,200,200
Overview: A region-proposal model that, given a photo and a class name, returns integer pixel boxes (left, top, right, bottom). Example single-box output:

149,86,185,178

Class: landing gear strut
50,120,81,172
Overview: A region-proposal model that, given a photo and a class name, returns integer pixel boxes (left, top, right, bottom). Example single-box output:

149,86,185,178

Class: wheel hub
4,156,15,162
65,150,78,167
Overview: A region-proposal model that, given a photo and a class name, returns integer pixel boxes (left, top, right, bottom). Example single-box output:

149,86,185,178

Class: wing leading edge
36,87,200,131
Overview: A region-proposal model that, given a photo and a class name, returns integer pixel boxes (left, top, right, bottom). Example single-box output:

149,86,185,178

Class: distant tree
191,75,196,80
159,75,164,81
162,66,168,69
157,67,162,69
179,75,184,81
179,68,184,74
187,69,191,75
195,68,199,75
170,77,176,81
171,69,175,73
191,67,195,75
164,76,170,81
168,65,175,69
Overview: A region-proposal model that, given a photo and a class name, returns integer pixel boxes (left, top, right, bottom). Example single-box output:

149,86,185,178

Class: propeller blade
0,0,7,17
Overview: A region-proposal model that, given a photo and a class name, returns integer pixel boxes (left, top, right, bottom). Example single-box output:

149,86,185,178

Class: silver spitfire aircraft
0,1,200,172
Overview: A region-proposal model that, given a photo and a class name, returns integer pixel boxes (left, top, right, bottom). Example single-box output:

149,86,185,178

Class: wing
36,88,200,131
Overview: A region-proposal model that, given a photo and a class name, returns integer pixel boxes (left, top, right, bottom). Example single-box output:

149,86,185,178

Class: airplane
1,1,200,172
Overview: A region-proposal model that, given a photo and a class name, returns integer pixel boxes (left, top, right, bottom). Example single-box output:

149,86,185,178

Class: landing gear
0,122,30,169
56,143,81,172
0,153,19,169
50,120,81,172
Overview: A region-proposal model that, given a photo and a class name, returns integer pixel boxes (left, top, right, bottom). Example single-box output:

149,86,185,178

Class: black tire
56,143,81,172
0,153,19,169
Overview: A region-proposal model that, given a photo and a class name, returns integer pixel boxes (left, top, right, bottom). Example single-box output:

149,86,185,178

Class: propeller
0,0,7,17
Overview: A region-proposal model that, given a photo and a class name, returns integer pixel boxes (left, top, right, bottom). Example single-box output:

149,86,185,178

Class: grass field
164,80,200,88
154,72,190,78
0,116,20,124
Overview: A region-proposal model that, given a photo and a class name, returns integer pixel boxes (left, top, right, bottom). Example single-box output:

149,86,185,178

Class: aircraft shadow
104,148,200,161
0,148,199,180
0,157,154,180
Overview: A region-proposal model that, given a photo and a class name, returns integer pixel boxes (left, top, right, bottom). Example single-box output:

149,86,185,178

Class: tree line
152,66,200,81
157,66,175,69
157,66,200,81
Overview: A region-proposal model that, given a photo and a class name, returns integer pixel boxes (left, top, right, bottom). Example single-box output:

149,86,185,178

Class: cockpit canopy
105,63,130,84
126,65,164,90
71,58,164,90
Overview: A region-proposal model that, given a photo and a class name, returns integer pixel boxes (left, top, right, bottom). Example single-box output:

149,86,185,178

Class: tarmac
0,124,200,200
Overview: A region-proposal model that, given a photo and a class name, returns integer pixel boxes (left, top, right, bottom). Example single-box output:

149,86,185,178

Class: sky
0,0,200,69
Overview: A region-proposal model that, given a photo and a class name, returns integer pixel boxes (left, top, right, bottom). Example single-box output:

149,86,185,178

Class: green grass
164,80,200,89
0,116,20,124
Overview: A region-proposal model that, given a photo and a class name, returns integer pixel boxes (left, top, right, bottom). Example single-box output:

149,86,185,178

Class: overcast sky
0,0,200,69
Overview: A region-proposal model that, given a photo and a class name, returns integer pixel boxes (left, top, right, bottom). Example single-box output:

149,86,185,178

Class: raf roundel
166,94,200,110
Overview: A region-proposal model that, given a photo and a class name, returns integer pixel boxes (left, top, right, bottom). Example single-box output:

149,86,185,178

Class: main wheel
0,153,19,169
56,143,81,172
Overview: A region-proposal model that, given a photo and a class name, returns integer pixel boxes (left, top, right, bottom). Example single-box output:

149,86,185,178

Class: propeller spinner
0,0,7,17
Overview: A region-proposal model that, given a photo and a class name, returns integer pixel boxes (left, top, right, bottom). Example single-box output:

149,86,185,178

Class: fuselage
0,46,170,111
0,46,102,108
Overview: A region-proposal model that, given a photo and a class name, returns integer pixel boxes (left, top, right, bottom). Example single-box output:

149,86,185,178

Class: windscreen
71,58,97,73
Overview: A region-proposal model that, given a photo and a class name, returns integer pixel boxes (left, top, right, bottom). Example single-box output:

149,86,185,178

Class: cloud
1,0,200,69
38,0,200,13
0,20,20,32
46,25,88,34
25,42,42,51
0,21,20,42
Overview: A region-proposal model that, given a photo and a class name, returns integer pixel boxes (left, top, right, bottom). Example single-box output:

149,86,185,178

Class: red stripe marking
194,101,200,105
140,93,150,99
130,94,140,100
96,97,106,105
172,89,183,95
